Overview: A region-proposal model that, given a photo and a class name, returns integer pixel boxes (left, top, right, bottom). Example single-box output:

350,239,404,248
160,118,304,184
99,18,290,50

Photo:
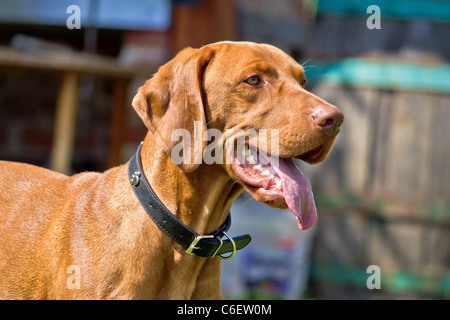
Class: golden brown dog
0,41,343,299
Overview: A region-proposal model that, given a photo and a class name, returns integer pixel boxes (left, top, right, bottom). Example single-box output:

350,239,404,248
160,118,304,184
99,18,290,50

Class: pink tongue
271,158,317,230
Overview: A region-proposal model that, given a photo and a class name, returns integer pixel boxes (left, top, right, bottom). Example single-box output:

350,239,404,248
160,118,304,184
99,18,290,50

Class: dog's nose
312,106,344,136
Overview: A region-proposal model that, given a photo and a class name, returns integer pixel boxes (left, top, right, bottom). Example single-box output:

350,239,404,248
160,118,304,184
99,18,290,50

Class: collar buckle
217,231,236,260
186,235,223,257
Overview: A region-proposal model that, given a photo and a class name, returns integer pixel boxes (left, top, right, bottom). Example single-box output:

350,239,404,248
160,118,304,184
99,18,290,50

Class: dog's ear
132,46,214,172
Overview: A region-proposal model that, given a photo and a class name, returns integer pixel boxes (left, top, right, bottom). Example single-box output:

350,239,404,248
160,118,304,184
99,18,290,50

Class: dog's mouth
231,144,326,230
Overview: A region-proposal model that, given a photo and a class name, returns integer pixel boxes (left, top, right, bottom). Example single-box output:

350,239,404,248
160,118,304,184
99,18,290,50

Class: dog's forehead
208,42,304,79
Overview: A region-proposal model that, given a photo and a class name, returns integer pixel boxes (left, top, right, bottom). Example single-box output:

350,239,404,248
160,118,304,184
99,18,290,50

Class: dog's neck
140,133,243,237
110,133,244,298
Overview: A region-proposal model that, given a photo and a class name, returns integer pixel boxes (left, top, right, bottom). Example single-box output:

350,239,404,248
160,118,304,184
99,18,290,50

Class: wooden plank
429,94,450,201
369,90,393,198
384,92,434,202
50,72,80,175
342,87,376,194
0,46,143,78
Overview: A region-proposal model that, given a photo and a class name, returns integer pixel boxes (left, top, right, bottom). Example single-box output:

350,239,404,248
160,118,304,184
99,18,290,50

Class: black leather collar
128,142,251,259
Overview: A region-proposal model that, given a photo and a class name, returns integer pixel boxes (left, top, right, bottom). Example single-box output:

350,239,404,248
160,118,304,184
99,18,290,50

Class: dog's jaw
228,145,318,230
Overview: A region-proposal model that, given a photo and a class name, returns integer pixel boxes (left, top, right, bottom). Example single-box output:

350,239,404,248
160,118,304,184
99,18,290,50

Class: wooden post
107,78,130,168
50,72,80,175
171,0,237,54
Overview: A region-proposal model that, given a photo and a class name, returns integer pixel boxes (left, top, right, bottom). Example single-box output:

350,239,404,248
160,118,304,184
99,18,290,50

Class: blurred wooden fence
302,58,450,299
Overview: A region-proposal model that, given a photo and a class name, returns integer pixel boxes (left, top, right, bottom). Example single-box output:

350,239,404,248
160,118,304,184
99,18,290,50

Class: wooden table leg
107,78,130,168
50,72,80,175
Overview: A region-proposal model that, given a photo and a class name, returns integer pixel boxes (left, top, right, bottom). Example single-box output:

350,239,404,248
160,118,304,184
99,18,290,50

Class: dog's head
133,41,343,230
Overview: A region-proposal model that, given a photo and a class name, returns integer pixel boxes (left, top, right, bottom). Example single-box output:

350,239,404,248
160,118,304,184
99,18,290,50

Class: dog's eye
245,76,262,86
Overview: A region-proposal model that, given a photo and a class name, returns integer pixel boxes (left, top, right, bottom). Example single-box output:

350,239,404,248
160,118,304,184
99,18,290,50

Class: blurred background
0,0,449,299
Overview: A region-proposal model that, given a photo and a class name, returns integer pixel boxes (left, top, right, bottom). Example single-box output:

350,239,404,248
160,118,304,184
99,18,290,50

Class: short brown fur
0,41,342,299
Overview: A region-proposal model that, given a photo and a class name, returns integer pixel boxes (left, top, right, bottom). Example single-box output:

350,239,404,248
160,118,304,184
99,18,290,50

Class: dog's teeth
261,170,271,176
247,155,256,164
241,147,251,157
253,164,263,172
276,180,283,190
